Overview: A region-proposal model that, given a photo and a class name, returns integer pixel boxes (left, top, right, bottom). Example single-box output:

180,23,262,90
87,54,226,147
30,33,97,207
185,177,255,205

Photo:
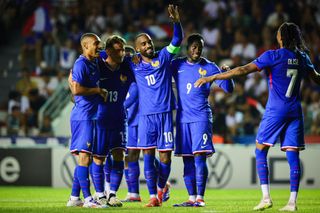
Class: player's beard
142,48,155,58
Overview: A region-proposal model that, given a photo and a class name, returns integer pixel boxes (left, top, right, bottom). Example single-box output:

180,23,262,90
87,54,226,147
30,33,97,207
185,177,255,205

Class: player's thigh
70,120,95,153
256,116,286,146
94,120,109,157
174,122,192,156
127,125,138,149
281,117,305,151
138,115,157,148
190,121,214,155
108,128,127,153
157,112,174,151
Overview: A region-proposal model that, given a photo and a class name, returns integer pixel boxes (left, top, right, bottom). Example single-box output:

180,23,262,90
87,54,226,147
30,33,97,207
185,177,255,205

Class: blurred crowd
1,0,319,141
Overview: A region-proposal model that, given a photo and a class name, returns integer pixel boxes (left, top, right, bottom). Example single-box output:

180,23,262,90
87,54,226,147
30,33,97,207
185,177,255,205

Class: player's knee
255,142,269,151
92,156,105,165
127,149,140,162
112,149,125,161
78,152,91,166
159,151,172,164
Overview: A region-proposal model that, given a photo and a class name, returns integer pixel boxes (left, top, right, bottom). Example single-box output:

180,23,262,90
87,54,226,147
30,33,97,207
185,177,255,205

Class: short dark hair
80,33,98,42
125,45,136,55
279,22,308,52
105,35,126,50
187,33,204,49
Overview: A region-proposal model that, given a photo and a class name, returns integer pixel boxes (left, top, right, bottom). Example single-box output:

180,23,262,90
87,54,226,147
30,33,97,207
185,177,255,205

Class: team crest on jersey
120,74,127,83
86,142,91,148
198,68,207,77
151,60,160,67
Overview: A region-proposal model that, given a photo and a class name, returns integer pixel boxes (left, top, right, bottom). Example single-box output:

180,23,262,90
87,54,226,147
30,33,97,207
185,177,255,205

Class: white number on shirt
145,74,156,86
186,83,192,94
285,69,298,98
109,91,118,102
164,132,173,143
203,133,208,145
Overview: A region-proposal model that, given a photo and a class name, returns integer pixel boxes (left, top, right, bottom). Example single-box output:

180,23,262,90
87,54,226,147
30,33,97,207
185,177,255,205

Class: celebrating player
67,33,107,208
128,4,183,207
94,35,135,207
171,33,234,207
194,22,320,211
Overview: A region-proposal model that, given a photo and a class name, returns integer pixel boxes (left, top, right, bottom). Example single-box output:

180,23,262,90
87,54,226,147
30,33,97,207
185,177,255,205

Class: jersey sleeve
252,50,273,71
72,60,86,85
124,82,138,109
210,63,234,93
166,22,183,55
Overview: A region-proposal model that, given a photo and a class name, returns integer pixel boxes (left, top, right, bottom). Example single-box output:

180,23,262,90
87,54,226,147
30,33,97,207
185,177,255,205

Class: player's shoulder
73,56,88,69
199,57,218,69
172,56,187,64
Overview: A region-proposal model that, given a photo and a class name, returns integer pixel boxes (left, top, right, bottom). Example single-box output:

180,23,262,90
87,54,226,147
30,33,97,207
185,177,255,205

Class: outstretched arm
194,62,258,87
167,5,183,53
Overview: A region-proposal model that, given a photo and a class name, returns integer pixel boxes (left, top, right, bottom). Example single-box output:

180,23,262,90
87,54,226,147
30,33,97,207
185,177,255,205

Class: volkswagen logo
207,149,232,188
61,153,77,187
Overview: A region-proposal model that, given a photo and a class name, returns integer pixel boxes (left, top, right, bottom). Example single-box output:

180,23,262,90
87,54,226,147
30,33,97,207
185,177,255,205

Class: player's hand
194,76,214,88
221,64,231,72
168,4,180,22
131,54,140,64
100,88,108,102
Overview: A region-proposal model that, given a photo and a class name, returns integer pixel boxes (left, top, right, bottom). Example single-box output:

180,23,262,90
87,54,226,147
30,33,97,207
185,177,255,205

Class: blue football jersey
70,55,102,121
128,48,176,115
172,57,234,123
97,59,135,129
124,82,139,127
253,48,314,117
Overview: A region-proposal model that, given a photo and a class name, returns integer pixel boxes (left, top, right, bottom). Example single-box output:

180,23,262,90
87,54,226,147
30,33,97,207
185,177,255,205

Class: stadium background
0,0,319,201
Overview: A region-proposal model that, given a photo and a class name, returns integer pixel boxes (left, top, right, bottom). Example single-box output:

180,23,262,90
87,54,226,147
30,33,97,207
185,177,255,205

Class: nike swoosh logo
178,70,184,73
201,145,207,149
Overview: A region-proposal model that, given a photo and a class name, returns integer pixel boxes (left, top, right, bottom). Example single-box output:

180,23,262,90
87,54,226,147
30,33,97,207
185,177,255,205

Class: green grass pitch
0,187,319,212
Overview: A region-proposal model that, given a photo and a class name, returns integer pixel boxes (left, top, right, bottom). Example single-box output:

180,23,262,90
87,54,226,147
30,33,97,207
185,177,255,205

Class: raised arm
167,5,183,53
194,62,258,87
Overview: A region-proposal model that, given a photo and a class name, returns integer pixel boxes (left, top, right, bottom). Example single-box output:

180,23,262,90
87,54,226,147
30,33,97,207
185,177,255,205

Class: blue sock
157,160,171,189
91,161,104,193
71,166,81,197
110,160,124,193
286,151,301,192
128,161,140,194
104,155,112,183
183,156,196,196
154,157,160,174
195,155,208,197
77,165,91,199
124,168,130,193
144,154,157,195
255,148,269,184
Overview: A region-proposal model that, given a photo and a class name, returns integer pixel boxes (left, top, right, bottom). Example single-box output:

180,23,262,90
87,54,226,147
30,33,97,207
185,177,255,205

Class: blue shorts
126,125,139,150
96,120,126,156
137,112,174,151
175,121,214,156
70,120,96,155
256,115,305,151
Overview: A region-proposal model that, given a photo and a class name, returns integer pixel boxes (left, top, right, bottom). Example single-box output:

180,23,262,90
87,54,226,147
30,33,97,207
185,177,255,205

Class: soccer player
194,22,320,211
171,33,234,207
128,4,183,207
95,35,135,207
122,82,141,202
67,33,107,208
